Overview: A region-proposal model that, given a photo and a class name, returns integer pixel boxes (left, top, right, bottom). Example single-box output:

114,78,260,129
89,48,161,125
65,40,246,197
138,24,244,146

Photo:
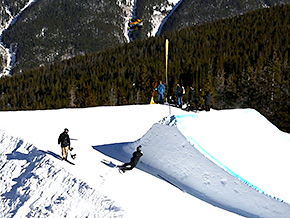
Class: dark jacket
130,150,143,167
58,132,70,147
204,93,212,106
189,88,195,102
176,85,181,97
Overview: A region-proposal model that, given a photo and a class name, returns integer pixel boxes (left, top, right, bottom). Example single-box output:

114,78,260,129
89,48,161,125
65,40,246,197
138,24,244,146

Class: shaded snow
0,105,290,217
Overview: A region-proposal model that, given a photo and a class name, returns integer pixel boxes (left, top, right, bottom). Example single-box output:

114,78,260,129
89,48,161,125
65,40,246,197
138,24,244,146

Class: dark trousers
120,162,136,171
205,105,210,111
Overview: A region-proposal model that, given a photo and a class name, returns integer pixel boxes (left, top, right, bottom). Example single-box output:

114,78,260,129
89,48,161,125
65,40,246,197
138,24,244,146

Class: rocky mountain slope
0,0,290,75
158,0,290,34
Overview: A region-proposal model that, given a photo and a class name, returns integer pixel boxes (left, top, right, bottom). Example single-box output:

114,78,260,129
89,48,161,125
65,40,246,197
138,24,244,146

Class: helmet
64,128,69,133
137,145,142,151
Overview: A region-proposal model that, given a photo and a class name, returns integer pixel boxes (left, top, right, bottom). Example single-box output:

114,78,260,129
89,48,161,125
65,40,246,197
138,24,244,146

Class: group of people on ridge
155,80,212,111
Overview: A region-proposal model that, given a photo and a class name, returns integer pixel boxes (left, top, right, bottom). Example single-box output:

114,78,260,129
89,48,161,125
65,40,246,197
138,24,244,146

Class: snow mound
96,108,290,218
0,130,124,218
173,109,290,203
138,123,290,218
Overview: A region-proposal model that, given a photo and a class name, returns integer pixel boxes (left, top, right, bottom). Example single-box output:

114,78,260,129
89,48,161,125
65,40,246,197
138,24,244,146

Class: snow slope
0,104,290,217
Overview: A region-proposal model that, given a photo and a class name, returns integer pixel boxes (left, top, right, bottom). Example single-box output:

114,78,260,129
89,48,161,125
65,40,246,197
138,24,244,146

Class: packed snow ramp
114,109,290,218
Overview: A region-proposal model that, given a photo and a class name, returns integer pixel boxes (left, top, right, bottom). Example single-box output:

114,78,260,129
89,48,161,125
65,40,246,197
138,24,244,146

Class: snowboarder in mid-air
119,145,143,173
58,128,74,160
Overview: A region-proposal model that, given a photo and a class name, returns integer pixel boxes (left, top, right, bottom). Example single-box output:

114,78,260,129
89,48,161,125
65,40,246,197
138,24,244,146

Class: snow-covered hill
0,105,290,217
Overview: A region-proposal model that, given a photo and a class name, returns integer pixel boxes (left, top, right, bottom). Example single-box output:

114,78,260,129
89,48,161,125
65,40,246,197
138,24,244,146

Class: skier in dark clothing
58,128,71,160
119,145,143,173
204,91,212,111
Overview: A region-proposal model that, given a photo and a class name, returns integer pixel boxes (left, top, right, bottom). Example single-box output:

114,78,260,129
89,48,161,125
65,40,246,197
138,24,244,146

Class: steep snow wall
95,108,290,218
133,123,290,218
172,109,290,203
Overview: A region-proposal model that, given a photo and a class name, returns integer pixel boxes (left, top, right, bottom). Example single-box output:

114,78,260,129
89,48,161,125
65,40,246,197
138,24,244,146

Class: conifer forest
0,4,289,132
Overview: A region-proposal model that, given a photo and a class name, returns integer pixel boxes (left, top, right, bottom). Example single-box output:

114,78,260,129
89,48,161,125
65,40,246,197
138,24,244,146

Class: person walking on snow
156,80,165,104
119,145,143,173
58,128,71,160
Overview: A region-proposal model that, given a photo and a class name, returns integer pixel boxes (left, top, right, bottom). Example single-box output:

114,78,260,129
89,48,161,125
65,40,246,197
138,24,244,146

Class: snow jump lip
172,109,290,204
93,124,290,218
176,116,272,199
93,108,290,218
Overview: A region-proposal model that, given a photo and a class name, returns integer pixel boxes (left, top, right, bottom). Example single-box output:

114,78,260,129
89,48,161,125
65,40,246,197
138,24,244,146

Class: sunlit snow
1,104,289,217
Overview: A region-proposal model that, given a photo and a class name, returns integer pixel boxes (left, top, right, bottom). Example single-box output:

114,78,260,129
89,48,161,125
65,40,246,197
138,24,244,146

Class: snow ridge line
174,115,287,203
161,114,286,204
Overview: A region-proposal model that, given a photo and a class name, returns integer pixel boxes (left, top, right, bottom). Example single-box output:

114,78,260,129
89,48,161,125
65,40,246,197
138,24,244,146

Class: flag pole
165,39,171,115
165,39,169,86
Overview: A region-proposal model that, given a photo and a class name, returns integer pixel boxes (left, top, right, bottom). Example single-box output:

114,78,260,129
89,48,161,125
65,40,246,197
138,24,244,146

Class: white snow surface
0,104,290,218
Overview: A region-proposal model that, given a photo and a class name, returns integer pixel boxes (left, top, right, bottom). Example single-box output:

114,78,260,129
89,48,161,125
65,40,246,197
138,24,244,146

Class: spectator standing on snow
204,91,212,111
176,84,181,107
180,85,186,106
119,145,143,173
188,86,196,111
156,80,165,104
58,128,71,160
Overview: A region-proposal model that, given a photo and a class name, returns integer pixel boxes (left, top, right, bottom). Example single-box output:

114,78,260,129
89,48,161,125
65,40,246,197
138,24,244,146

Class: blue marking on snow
174,114,283,201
